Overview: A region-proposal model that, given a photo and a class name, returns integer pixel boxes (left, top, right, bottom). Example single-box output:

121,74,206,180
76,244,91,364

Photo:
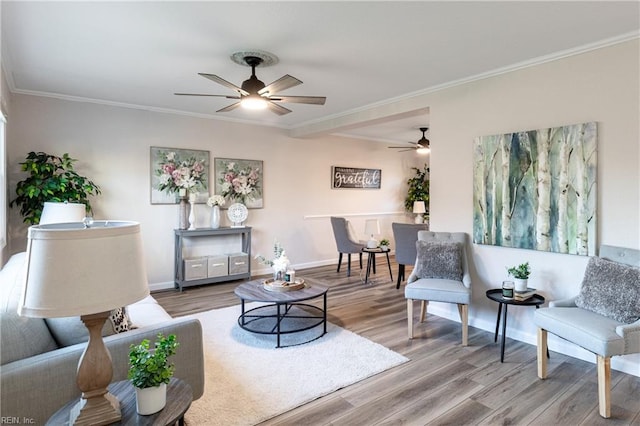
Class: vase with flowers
256,240,290,282
207,194,225,229
155,150,207,229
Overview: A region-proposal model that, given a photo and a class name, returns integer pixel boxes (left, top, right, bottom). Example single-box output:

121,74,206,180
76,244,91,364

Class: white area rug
183,303,408,425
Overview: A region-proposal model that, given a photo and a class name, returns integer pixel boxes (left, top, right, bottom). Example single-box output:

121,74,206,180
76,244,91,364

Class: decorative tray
263,278,306,292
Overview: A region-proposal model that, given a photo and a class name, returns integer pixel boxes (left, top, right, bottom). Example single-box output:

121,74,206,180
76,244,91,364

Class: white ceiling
2,1,638,145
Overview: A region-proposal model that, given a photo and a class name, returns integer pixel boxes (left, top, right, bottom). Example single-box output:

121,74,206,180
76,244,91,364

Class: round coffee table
486,289,546,362
234,278,329,348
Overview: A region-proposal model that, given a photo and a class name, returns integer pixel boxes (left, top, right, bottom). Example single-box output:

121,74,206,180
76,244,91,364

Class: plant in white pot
128,333,179,415
379,238,390,251
507,262,531,292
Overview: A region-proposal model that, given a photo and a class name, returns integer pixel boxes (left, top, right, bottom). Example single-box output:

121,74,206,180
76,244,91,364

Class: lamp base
71,312,122,425
69,392,121,426
367,238,379,249
414,214,423,224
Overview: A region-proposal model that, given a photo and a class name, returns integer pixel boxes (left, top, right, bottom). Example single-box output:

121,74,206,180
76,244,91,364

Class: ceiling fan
175,51,326,116
388,127,430,154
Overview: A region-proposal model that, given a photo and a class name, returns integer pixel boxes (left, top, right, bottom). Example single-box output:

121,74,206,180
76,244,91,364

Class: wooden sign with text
331,166,381,189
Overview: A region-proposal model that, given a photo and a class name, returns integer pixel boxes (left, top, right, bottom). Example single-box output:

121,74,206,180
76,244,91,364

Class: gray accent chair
392,222,428,289
405,231,472,345
330,217,365,277
534,245,640,418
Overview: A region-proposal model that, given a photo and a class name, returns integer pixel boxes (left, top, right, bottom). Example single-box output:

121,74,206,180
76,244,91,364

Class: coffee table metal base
238,296,327,348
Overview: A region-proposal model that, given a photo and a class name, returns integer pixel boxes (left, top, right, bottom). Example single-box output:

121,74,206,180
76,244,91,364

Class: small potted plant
507,262,531,292
128,333,179,415
379,238,390,251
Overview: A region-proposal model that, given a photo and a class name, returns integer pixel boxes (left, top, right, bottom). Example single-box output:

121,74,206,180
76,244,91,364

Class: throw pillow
575,256,640,323
109,306,132,333
413,240,463,281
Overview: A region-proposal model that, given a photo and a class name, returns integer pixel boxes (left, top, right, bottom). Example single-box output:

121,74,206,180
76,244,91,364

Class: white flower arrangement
255,240,289,271
206,194,226,207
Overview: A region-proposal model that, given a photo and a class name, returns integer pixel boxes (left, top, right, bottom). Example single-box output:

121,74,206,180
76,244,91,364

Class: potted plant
128,333,179,415
507,262,531,292
379,238,390,251
404,164,430,222
10,151,101,224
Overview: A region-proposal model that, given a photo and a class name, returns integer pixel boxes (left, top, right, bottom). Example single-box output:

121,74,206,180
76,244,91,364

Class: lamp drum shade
19,221,150,318
39,201,86,224
413,201,426,214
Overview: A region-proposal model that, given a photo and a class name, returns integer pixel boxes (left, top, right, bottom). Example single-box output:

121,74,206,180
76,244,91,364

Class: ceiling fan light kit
388,127,431,154
175,50,326,115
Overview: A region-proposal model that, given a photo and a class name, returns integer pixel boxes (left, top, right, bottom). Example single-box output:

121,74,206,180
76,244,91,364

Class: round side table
46,377,192,426
485,289,546,362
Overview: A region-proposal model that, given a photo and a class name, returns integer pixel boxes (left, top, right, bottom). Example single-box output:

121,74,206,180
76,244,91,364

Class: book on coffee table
514,288,537,301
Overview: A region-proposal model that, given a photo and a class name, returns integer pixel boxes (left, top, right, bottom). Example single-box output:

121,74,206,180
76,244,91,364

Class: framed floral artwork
150,147,209,204
214,158,263,208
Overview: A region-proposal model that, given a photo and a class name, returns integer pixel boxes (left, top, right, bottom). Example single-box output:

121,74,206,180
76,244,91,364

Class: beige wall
5,39,639,375
6,95,422,281
420,39,639,375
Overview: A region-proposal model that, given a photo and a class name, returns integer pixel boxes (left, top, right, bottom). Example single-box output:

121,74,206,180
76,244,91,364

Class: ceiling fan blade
199,73,249,96
269,95,326,105
266,101,292,115
174,93,240,99
259,74,302,96
216,102,242,113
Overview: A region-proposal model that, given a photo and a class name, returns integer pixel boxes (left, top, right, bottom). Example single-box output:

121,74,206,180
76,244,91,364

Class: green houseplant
379,238,390,250
10,151,101,224
128,333,179,415
507,262,531,292
404,164,430,218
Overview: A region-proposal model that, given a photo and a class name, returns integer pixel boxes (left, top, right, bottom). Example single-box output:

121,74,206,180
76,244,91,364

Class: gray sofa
1,252,205,425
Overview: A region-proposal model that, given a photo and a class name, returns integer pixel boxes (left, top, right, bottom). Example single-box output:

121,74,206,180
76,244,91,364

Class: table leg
372,253,376,274
240,299,246,326
323,292,327,336
385,252,393,282
179,416,185,426
494,303,502,342
365,253,372,284
501,304,508,363
276,303,282,348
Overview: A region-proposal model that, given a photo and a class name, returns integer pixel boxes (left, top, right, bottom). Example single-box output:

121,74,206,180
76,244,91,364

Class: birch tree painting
473,122,597,256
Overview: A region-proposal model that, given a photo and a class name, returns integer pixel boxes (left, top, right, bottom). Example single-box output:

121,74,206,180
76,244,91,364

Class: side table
362,247,393,285
485,289,546,363
46,377,193,426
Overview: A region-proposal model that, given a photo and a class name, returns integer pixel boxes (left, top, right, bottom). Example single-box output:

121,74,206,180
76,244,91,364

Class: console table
174,227,251,291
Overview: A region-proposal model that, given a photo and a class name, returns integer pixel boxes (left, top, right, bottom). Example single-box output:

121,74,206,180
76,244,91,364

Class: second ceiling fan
388,127,431,154
175,51,326,116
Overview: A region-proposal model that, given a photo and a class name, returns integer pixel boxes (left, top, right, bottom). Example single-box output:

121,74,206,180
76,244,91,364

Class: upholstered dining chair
534,245,640,418
330,217,366,277
405,231,471,346
392,222,428,289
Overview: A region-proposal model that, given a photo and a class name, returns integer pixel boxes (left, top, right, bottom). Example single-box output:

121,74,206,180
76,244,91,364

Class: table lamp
19,221,150,425
364,219,380,248
413,201,426,224
40,201,86,224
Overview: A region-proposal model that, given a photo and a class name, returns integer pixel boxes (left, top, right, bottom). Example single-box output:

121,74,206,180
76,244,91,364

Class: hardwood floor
154,258,640,425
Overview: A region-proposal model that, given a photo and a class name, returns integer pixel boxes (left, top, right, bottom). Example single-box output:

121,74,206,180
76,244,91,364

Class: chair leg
597,355,611,418
396,265,405,289
359,253,363,269
419,301,427,322
537,328,548,379
337,253,343,273
458,304,468,346
407,299,414,339
347,253,352,277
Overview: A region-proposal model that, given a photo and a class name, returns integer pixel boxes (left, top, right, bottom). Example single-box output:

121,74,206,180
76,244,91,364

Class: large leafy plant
128,333,179,389
404,164,430,213
10,151,101,224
